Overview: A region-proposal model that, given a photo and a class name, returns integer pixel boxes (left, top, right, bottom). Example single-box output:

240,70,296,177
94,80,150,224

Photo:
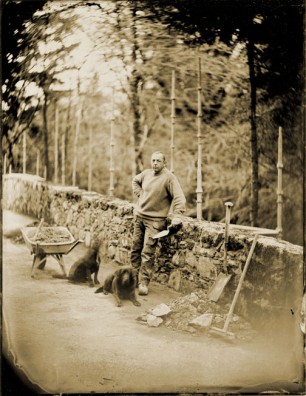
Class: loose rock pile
137,290,257,340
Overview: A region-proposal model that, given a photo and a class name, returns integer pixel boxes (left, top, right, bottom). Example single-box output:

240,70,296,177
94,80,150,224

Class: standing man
131,151,186,295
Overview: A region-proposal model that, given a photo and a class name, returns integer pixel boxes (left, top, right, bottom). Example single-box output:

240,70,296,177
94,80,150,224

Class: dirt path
2,210,304,394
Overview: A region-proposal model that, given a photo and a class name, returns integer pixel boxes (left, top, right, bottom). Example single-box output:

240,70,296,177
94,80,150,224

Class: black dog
53,246,101,287
95,267,140,307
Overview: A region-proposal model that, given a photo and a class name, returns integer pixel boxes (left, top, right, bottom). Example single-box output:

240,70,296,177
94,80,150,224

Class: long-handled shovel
210,233,259,338
207,202,233,302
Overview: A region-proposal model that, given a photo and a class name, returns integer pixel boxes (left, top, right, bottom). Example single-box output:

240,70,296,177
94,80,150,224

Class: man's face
151,153,165,174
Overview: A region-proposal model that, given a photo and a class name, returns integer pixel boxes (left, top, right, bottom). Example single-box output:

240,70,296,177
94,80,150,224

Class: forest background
2,0,304,246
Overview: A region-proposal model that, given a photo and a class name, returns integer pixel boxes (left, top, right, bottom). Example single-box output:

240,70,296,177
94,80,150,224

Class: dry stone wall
3,174,303,325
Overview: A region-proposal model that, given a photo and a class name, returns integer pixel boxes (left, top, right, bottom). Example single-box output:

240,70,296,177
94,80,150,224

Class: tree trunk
130,2,143,174
42,92,49,180
246,34,259,227
131,72,143,174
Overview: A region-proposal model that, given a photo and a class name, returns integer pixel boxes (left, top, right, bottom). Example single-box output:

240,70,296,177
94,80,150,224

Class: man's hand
170,217,182,227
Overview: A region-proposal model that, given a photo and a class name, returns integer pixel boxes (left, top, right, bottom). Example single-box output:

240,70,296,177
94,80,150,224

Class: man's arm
132,173,143,197
168,175,186,215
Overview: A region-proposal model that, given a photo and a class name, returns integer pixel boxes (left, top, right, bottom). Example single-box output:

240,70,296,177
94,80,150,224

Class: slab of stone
151,303,171,317
189,313,214,328
147,314,163,327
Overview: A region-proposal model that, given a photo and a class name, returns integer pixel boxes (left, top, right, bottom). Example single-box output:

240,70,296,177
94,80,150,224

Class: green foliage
3,0,302,245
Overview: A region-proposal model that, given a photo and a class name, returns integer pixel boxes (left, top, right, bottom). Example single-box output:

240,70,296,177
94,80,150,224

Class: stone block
66,209,74,225
85,231,91,247
185,250,198,268
69,226,78,239
115,247,129,265
107,245,116,259
76,216,85,228
156,273,169,284
79,229,86,241
120,237,130,249
192,244,202,255
197,256,217,279
168,269,181,291
172,250,186,267
84,210,91,225
112,216,122,224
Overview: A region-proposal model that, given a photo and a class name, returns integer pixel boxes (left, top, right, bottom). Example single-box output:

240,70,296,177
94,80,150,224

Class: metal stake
223,202,234,271
170,70,176,173
109,88,115,197
276,126,283,239
196,57,203,220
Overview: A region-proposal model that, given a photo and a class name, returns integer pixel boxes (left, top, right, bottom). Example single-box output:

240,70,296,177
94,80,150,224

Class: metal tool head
152,229,170,239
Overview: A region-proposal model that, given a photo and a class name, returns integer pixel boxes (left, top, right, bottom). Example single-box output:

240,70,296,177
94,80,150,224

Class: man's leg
138,218,167,292
130,216,145,283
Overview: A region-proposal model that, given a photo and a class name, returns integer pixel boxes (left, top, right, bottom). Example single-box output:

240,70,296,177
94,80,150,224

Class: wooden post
61,134,65,185
170,70,176,173
36,150,40,176
43,166,47,179
9,164,12,174
276,126,283,238
3,153,7,174
72,103,82,186
88,125,92,192
109,89,115,197
23,129,26,174
196,58,203,220
54,104,59,184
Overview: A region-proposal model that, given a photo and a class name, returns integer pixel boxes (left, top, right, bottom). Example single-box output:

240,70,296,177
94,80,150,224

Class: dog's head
117,267,137,286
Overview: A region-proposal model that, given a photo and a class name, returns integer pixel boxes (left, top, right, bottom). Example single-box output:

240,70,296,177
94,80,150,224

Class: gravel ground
2,210,304,395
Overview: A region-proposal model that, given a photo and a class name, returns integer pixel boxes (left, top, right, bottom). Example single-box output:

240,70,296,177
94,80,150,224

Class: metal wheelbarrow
21,225,83,278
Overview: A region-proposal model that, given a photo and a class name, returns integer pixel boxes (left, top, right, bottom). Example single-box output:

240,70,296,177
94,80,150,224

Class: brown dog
53,246,101,287
95,267,140,307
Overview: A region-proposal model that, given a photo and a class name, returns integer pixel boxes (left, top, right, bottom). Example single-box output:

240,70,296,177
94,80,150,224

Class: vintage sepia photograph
2,0,304,394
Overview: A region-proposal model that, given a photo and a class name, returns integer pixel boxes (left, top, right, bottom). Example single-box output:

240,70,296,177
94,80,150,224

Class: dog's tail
52,274,68,279
95,286,104,294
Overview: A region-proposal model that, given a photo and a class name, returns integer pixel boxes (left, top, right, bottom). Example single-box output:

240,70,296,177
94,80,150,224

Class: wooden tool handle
223,233,259,332
33,218,44,240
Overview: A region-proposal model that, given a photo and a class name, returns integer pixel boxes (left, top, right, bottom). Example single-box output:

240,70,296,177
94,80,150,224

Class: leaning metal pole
276,126,283,238
109,89,115,197
196,58,203,220
170,70,176,173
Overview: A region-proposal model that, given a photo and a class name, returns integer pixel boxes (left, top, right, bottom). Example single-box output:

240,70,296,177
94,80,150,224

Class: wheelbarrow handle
33,218,44,240
66,240,83,255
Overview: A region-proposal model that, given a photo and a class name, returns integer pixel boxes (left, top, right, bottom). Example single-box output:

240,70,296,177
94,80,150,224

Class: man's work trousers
130,216,167,285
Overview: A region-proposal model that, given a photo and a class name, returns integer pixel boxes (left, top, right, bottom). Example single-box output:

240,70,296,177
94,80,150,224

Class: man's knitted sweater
132,167,186,219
